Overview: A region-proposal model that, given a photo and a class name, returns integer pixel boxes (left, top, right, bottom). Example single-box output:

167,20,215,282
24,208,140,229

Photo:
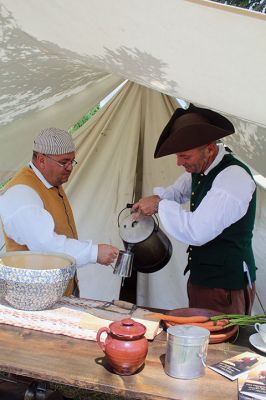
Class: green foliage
212,0,266,12
0,180,8,189
69,104,100,134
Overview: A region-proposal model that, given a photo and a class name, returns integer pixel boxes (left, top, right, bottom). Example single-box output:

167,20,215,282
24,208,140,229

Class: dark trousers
187,278,256,315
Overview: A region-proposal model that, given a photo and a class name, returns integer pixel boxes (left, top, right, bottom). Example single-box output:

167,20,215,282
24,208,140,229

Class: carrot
189,321,225,327
144,313,209,324
165,321,226,332
215,319,229,327
199,319,228,327
179,323,226,332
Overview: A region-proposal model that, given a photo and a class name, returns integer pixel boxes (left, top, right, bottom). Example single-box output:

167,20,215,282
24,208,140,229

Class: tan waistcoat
3,166,78,296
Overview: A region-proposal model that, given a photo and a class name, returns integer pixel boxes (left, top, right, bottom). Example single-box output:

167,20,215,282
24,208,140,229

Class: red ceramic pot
96,318,148,375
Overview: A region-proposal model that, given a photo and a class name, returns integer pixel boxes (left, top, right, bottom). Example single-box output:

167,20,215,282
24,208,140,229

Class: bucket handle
118,203,159,229
117,204,133,227
198,350,207,368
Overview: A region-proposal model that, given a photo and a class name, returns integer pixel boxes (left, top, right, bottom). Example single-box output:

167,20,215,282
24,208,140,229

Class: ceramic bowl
0,251,76,311
164,307,238,344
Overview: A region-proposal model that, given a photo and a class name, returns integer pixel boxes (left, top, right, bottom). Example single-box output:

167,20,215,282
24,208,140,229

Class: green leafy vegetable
210,314,266,328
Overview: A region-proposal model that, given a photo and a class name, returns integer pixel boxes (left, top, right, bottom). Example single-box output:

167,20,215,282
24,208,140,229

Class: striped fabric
33,127,75,155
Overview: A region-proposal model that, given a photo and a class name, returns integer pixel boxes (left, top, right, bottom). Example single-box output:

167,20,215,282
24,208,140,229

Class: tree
212,0,266,13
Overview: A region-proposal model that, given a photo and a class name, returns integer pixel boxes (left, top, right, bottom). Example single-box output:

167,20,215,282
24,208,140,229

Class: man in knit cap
0,127,119,296
133,104,257,314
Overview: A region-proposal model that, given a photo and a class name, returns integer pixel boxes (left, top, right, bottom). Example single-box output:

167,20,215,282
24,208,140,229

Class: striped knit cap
33,128,75,155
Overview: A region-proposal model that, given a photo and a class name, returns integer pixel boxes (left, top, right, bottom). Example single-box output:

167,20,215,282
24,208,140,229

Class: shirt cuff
75,243,98,267
153,187,165,197
89,244,98,263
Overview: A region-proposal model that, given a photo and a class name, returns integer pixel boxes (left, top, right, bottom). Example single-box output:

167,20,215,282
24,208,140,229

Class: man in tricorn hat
0,127,119,296
133,104,256,314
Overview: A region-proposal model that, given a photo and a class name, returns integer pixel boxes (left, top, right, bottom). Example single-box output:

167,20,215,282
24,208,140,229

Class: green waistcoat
186,153,256,290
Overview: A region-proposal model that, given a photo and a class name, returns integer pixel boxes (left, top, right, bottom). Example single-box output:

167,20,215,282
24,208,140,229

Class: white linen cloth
154,145,256,246
0,297,101,341
0,162,98,267
0,297,160,341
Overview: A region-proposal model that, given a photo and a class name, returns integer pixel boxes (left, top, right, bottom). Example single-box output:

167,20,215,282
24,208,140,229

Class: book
238,393,257,400
238,363,266,400
208,351,266,381
239,392,258,400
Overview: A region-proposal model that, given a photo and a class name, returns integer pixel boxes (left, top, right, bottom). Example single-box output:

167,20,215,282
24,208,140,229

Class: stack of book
208,351,266,400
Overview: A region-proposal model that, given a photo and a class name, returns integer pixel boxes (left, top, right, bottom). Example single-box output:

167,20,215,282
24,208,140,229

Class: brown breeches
187,278,256,315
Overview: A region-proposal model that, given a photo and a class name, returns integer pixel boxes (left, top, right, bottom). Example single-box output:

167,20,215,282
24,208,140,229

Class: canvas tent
1,0,266,312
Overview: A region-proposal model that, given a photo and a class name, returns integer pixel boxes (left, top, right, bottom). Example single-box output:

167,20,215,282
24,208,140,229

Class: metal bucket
118,205,172,273
165,325,210,379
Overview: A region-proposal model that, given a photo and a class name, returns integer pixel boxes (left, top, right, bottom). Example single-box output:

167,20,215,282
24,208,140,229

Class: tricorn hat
154,104,234,158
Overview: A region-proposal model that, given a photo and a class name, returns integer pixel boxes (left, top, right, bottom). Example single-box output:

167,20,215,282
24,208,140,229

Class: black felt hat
154,104,235,158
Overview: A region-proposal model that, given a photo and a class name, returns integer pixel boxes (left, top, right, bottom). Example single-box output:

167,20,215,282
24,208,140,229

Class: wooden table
0,322,257,400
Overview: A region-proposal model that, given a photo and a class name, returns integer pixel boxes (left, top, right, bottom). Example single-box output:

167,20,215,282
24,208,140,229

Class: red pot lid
109,318,146,339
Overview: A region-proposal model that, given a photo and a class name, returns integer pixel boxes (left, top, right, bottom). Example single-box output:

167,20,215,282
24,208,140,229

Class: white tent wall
0,74,124,183
1,0,266,126
65,81,143,300
0,0,266,312
0,0,124,182
224,119,266,178
62,80,264,312
136,88,189,308
64,81,190,306
2,0,266,175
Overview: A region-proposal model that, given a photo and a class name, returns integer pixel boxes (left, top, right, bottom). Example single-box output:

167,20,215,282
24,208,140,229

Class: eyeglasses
44,154,78,168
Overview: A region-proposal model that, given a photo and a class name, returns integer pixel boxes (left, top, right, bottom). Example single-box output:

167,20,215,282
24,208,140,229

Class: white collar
29,161,53,189
204,143,229,175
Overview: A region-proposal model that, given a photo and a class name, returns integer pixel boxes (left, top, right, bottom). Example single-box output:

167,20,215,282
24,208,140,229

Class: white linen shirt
0,162,98,267
154,145,256,246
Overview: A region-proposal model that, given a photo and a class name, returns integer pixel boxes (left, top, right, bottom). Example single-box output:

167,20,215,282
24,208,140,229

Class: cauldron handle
117,204,133,227
153,213,160,231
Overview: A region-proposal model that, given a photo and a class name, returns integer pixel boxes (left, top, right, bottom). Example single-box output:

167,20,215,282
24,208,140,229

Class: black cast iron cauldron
118,204,173,273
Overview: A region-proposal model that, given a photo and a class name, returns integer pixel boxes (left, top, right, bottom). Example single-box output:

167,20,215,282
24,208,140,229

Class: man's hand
132,195,161,220
97,244,119,265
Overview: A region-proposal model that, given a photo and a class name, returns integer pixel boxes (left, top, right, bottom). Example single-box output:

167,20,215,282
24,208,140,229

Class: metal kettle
118,204,172,273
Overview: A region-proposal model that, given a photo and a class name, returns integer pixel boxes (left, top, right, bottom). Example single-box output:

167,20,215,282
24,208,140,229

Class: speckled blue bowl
0,251,76,311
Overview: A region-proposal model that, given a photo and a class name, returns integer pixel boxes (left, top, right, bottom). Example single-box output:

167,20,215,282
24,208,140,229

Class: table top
0,322,258,400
